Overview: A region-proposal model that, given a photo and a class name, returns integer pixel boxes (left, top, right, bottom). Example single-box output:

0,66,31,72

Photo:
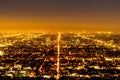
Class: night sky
0,0,120,32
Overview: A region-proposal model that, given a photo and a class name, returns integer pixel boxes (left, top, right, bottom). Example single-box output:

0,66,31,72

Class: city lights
0,32,120,79
0,51,4,56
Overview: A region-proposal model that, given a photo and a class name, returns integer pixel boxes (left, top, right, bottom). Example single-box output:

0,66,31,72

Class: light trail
78,34,120,50
4,33,22,38
38,54,46,71
39,58,46,71
56,32,61,80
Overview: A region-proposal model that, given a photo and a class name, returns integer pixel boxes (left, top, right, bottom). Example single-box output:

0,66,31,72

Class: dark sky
0,0,120,32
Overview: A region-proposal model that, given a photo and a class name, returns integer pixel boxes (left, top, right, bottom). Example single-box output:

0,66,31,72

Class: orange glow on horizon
0,20,120,32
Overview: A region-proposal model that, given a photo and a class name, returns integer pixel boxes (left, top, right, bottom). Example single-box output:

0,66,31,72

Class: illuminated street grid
0,32,120,79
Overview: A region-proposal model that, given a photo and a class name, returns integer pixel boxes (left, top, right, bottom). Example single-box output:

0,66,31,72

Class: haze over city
0,0,120,32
